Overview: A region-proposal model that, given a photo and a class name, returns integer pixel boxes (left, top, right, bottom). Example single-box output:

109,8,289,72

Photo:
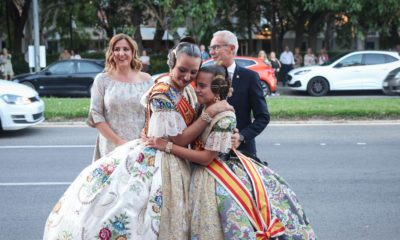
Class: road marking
0,145,95,149
320,143,327,146
0,182,71,186
357,142,367,145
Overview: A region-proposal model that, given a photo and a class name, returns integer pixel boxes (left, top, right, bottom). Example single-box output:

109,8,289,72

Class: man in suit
209,30,270,158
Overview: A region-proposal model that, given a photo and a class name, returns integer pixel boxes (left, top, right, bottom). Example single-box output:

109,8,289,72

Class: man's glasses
208,44,229,51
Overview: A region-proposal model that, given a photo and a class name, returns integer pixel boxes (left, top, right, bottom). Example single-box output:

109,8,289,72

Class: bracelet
165,141,173,153
200,111,213,123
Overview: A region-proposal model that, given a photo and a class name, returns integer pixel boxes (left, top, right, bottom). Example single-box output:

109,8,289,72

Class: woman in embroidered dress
43,38,232,240
146,64,317,240
87,34,154,161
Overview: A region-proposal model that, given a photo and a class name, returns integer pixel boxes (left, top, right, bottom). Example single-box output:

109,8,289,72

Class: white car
0,79,45,130
288,50,400,96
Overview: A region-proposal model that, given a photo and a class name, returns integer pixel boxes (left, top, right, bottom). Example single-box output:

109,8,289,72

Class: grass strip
43,97,400,121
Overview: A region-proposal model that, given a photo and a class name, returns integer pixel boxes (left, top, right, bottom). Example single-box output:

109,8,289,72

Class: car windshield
321,52,349,66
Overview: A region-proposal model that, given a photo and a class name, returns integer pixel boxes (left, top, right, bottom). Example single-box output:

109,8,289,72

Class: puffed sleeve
204,116,236,154
146,94,187,137
86,73,106,127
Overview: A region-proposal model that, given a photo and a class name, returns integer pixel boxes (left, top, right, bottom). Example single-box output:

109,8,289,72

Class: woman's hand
145,137,167,151
206,100,234,117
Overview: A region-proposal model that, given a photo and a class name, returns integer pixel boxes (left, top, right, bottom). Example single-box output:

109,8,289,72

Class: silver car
383,67,400,95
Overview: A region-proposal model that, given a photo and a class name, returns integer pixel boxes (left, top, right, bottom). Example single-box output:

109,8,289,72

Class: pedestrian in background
294,47,303,68
58,49,71,60
318,48,329,64
200,44,210,60
0,48,14,80
304,48,317,66
269,51,281,79
87,33,153,161
70,50,81,59
139,49,151,73
258,50,271,66
279,45,294,86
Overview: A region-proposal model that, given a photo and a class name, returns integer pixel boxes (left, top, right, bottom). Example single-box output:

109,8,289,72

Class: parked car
12,59,105,97
203,56,277,96
383,67,400,95
287,51,400,96
0,79,45,131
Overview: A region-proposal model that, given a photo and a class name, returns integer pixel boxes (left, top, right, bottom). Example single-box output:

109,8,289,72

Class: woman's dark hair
199,64,232,100
167,36,201,69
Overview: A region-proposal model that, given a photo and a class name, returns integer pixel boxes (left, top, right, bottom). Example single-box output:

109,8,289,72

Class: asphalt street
0,122,399,239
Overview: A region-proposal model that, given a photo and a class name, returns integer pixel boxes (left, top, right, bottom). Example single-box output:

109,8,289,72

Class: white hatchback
288,51,400,96
0,79,45,130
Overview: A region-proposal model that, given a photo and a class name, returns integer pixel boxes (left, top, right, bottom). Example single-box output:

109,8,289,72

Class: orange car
203,56,277,96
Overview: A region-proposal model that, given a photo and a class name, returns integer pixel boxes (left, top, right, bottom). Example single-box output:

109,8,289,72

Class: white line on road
0,182,71,186
0,145,95,149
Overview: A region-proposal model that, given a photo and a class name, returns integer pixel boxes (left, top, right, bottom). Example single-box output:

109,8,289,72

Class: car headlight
0,94,32,105
294,69,312,75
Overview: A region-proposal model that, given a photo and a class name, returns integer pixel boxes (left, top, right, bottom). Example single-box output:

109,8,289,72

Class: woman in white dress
43,38,232,240
147,64,317,240
87,34,154,161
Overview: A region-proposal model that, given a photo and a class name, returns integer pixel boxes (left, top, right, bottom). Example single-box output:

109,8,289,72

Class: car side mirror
44,71,51,75
334,63,343,68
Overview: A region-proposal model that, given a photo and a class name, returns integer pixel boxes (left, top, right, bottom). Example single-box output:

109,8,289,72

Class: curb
37,119,400,127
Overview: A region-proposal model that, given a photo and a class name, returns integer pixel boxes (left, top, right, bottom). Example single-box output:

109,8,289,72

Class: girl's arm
146,137,217,166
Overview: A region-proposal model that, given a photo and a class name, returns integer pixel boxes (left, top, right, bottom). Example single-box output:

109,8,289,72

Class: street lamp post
32,0,40,72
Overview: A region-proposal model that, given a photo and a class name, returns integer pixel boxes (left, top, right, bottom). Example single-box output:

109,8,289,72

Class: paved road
0,122,399,239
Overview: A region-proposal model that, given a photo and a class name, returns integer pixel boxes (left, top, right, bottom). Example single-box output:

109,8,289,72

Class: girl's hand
231,128,241,149
206,100,234,117
145,137,167,151
115,139,127,146
140,128,148,141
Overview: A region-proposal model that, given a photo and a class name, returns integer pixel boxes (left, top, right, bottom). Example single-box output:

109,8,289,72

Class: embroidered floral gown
190,111,317,240
44,77,196,240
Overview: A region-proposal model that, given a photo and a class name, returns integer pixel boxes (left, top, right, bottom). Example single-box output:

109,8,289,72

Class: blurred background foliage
1,0,399,75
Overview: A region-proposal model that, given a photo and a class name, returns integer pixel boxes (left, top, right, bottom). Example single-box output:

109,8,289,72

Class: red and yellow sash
145,82,196,134
206,149,285,239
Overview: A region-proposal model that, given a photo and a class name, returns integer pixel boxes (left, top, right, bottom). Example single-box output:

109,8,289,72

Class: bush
149,54,169,74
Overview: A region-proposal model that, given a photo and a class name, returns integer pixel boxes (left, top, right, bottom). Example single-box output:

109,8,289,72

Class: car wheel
260,81,271,97
307,77,329,96
21,81,35,90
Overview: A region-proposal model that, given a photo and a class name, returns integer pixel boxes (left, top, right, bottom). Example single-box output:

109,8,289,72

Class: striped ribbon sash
206,149,285,239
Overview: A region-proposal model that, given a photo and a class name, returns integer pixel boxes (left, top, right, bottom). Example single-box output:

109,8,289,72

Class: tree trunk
8,0,32,53
132,6,143,54
307,13,326,52
293,15,307,49
324,13,333,50
153,22,165,53
270,7,278,53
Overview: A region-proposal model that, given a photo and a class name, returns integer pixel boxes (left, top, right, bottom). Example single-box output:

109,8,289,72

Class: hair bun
179,36,196,45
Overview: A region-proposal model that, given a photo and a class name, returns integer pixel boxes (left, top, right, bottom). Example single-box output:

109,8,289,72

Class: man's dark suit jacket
228,65,270,157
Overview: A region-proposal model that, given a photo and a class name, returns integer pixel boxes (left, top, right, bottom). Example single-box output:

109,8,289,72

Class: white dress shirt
227,62,236,81
279,51,295,65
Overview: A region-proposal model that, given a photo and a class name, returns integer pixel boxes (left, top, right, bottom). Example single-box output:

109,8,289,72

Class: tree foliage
3,0,400,55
